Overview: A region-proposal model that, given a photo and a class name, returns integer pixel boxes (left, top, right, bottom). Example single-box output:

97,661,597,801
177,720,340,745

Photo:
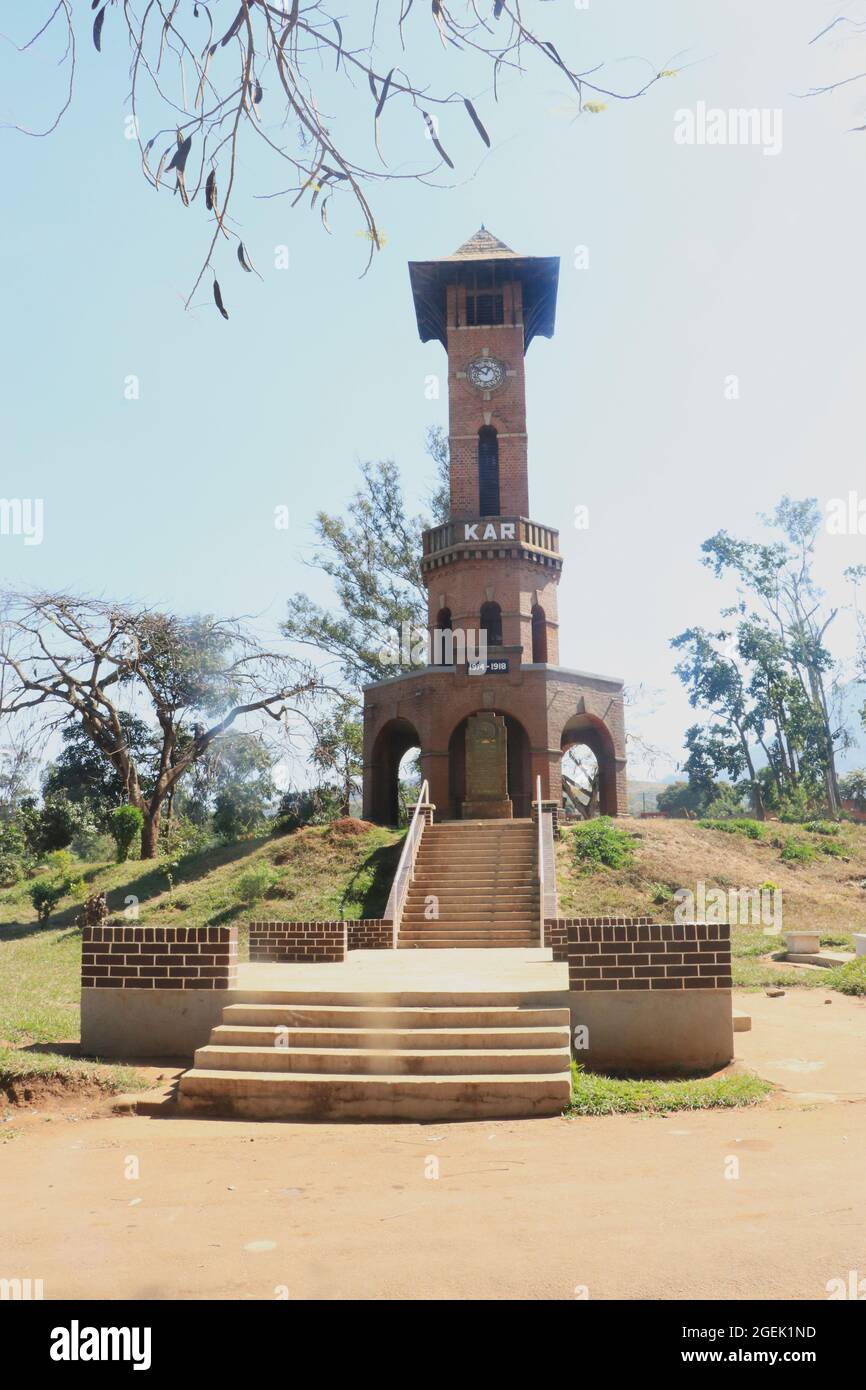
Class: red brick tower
362,230,627,823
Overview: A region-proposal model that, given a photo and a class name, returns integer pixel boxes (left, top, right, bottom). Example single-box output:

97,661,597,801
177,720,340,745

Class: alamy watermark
674,880,782,935
674,102,783,157
0,498,43,546
379,621,488,671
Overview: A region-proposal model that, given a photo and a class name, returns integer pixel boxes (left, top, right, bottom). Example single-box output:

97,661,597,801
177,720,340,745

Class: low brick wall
249,921,346,963
248,918,394,963
81,925,237,990
545,917,732,992
347,919,393,950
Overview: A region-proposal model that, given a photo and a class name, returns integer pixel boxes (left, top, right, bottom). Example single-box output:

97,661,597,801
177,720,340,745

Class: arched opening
447,712,531,819
436,607,452,631
478,426,500,516
531,604,548,663
479,600,502,648
369,717,421,826
560,714,619,818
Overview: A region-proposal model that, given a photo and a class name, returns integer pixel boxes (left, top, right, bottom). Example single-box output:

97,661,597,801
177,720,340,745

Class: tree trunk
140,810,160,859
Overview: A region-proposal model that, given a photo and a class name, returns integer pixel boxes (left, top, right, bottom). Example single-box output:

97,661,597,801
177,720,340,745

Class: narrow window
478,427,500,516
480,601,502,648
531,604,548,663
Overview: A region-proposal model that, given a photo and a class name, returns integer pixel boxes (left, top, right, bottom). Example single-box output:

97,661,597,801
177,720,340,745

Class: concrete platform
237,948,566,996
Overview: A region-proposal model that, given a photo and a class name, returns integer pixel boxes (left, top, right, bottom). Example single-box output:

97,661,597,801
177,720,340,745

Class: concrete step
177,1069,572,1120
222,1003,570,1027
210,1023,571,1050
399,940,539,950
193,1044,570,1076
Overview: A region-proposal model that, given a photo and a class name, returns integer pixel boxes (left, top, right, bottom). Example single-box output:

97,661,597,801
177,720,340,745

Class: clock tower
362,229,627,824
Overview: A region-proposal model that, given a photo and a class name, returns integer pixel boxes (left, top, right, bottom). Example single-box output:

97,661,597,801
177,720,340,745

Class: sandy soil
2,990,865,1301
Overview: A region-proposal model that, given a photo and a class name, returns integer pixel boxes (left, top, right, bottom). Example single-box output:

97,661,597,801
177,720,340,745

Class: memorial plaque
463,712,512,819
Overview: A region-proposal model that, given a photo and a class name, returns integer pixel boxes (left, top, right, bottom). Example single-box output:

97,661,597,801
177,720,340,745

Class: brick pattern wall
545,918,732,992
81,925,238,989
346,919,393,950
248,919,394,963
249,921,346,964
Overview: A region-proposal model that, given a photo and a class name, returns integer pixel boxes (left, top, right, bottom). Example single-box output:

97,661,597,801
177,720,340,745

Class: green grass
698,818,766,841
567,1061,773,1116
822,958,866,996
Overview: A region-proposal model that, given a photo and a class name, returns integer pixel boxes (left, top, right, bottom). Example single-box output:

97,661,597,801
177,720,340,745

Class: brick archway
447,711,532,819
368,717,422,826
560,713,619,817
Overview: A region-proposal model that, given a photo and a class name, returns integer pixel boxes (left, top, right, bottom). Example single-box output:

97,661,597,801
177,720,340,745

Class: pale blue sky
1,1,865,781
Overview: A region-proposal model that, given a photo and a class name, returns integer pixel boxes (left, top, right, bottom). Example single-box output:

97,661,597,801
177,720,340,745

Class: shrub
824,959,866,997
780,838,815,864
698,818,765,841
817,839,847,858
235,863,278,906
28,878,66,922
109,805,144,862
650,882,674,905
804,820,838,836
570,817,635,871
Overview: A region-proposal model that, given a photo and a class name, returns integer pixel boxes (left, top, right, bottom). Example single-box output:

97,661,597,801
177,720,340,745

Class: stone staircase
398,819,540,949
178,990,571,1120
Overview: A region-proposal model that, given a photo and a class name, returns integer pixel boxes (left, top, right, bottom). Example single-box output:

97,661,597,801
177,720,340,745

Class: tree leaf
213,279,229,320
93,6,106,52
205,169,218,211
237,241,256,274
421,110,454,169
219,6,245,48
463,98,490,147
167,134,192,172
375,68,395,120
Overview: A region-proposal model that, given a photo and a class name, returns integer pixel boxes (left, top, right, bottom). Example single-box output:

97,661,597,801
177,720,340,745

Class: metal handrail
536,774,545,947
384,780,431,946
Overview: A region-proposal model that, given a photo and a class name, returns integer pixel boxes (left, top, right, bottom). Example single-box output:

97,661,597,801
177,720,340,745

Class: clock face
466,356,506,392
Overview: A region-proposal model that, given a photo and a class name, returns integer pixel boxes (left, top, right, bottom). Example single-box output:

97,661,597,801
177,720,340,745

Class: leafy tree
9,6,671,313
0,594,321,858
310,702,363,817
655,780,743,819
699,498,847,815
284,434,449,687
671,632,766,817
177,732,278,838
43,715,158,825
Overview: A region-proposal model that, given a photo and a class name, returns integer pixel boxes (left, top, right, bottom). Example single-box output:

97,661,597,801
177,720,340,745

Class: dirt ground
2,989,866,1301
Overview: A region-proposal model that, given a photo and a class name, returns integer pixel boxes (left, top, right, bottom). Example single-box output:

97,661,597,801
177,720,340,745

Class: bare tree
4,3,674,313
0,591,322,857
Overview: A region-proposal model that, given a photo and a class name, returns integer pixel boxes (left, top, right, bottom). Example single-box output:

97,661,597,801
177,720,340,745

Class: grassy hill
557,815,866,991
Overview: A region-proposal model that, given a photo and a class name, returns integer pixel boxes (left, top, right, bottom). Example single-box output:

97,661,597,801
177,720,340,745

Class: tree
310,701,363,817
8,5,672,314
283,431,449,687
0,593,321,858
675,498,850,818
671,630,766,817
43,715,158,825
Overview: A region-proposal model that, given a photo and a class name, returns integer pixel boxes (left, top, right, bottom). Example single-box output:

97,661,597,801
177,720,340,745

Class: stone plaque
463,712,512,819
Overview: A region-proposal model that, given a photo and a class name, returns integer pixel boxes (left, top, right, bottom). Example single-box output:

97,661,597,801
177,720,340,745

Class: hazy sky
1,1,865,783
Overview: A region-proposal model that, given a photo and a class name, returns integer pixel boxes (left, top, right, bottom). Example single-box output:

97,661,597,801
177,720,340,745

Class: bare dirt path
2,990,865,1301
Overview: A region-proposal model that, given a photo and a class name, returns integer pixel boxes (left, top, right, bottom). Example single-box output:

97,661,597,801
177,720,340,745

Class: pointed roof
449,227,516,259
408,229,559,353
